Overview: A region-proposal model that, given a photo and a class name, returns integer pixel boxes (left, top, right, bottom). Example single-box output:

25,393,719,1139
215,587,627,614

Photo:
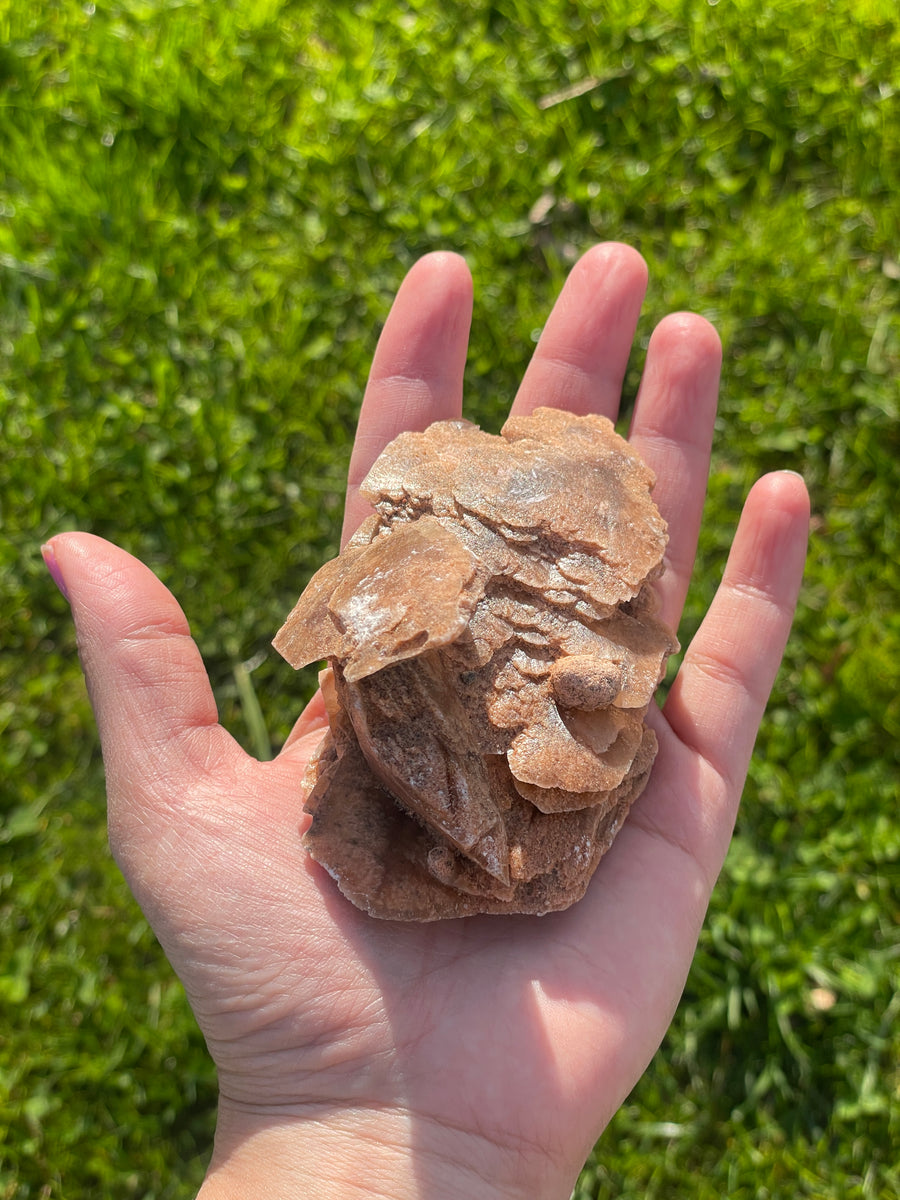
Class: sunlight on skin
45,244,809,1200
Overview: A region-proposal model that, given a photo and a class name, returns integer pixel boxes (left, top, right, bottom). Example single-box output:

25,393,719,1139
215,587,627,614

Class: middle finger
510,242,648,421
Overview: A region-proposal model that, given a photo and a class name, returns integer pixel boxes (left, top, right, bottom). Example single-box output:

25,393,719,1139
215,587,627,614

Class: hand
45,244,809,1200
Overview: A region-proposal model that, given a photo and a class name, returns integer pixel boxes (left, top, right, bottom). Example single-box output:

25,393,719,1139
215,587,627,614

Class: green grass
2,0,898,1195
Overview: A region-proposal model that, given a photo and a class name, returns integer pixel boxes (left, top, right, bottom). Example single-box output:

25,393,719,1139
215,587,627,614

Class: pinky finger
663,471,810,798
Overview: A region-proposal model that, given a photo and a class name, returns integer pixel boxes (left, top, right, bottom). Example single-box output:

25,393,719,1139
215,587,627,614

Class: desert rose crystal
274,407,678,919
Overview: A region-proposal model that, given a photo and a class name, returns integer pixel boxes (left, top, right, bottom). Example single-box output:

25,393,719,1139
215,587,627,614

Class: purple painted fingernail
41,542,70,603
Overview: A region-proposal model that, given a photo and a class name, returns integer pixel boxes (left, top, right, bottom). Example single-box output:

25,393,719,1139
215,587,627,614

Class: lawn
1,0,898,1196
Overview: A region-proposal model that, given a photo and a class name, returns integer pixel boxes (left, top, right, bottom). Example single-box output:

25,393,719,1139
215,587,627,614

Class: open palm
48,244,809,1199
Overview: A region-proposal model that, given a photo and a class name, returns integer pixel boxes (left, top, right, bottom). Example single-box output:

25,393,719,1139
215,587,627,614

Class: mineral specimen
274,406,678,920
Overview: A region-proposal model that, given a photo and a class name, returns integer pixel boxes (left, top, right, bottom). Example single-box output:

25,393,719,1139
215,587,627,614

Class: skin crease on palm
46,243,810,1200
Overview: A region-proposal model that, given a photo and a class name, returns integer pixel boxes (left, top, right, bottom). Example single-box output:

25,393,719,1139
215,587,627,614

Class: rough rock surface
274,407,679,920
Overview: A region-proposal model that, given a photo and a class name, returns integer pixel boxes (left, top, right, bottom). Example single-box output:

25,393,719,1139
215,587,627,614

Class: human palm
48,244,809,1199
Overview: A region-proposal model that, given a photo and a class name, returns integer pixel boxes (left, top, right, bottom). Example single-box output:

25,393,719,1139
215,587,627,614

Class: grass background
1,0,898,1196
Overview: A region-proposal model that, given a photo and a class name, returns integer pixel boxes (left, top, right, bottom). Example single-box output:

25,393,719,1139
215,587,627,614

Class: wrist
198,1102,415,1200
197,1098,557,1200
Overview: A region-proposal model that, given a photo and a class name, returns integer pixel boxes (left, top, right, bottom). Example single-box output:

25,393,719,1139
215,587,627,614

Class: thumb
42,533,246,854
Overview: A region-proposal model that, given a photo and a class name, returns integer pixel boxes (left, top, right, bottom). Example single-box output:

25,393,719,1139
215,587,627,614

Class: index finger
342,252,473,543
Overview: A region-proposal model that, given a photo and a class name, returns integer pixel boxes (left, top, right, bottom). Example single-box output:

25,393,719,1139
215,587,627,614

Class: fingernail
41,542,70,603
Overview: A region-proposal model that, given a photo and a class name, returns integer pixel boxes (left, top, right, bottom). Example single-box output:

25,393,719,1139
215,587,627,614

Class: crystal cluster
274,408,678,920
